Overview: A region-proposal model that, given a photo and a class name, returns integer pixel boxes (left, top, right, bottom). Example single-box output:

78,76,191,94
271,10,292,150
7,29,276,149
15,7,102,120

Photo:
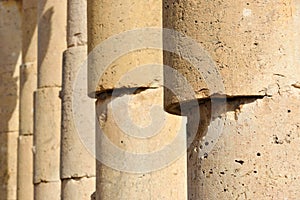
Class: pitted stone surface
163,0,300,112
187,87,300,199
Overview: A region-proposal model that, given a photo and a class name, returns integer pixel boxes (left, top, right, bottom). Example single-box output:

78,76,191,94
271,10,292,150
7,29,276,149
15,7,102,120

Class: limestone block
87,0,163,97
95,88,187,199
37,0,67,88
163,0,300,112
20,62,37,135
17,135,33,200
61,177,95,200
187,87,300,199
67,0,87,47
22,0,37,63
61,46,95,178
34,88,61,183
0,132,18,200
34,181,60,200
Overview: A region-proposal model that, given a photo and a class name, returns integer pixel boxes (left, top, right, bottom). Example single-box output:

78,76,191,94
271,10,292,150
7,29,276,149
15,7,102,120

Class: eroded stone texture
34,88,61,184
61,177,95,200
87,0,163,97
95,88,187,200
187,87,300,199
163,0,300,112
17,135,33,200
61,47,95,179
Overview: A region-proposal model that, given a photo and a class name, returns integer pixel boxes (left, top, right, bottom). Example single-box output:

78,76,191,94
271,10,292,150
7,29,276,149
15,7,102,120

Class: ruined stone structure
0,0,300,200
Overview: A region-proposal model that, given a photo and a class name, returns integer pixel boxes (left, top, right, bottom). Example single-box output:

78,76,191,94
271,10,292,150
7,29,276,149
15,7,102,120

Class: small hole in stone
120,141,124,144
254,42,258,46
288,109,291,113
257,152,261,156
253,170,257,173
195,20,198,23
205,142,209,146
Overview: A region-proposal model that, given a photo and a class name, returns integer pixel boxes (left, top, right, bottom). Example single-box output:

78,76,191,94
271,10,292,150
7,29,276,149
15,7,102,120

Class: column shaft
17,0,38,199
34,0,67,198
0,1,22,199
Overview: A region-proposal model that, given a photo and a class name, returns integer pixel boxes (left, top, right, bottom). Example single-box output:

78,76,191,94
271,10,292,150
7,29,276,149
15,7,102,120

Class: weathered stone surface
34,88,61,183
87,0,163,97
37,0,67,88
19,62,37,135
34,182,60,200
163,0,300,113
61,177,95,200
0,132,18,200
67,0,87,47
95,88,187,199
0,1,21,199
17,135,33,200
187,87,300,199
61,47,95,179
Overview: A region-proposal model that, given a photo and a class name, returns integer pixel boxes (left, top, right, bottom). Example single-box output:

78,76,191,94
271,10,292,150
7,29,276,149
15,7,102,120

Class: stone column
163,0,300,199
0,1,22,199
61,1,96,199
88,0,187,199
17,0,37,199
34,0,66,199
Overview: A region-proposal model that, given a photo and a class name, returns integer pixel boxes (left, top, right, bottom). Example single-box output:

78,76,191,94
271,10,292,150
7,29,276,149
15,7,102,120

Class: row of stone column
14,0,300,199
17,0,96,199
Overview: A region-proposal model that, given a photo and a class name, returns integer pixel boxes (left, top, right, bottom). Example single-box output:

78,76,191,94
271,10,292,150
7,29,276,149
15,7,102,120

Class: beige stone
34,88,61,183
95,88,187,199
163,0,300,113
34,182,60,200
22,0,37,63
61,177,95,200
0,1,21,199
17,135,33,200
187,87,300,199
87,0,163,97
67,0,87,47
19,62,37,135
37,0,67,88
0,132,18,200
61,47,95,179
0,0,21,134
